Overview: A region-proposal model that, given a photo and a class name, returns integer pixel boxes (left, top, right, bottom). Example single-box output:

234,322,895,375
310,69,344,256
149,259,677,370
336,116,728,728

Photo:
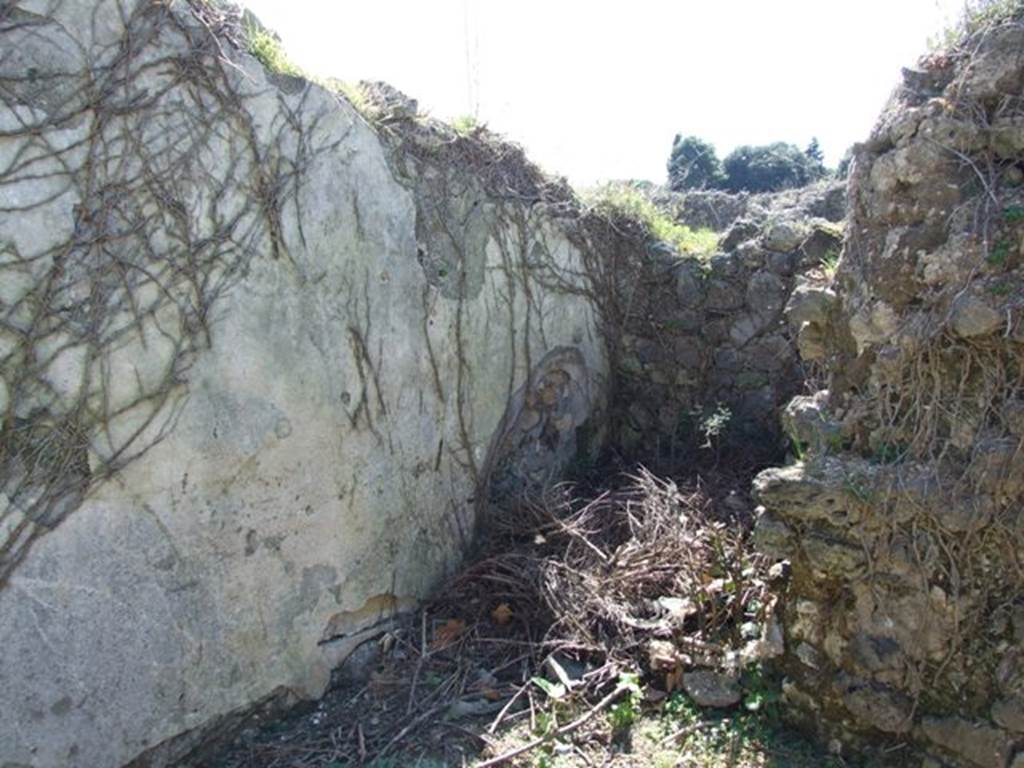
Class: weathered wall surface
754,18,1024,767
0,3,603,766
612,188,843,465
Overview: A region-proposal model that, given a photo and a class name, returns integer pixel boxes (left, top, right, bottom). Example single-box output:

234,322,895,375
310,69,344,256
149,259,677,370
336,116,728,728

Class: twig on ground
488,681,531,734
476,684,630,768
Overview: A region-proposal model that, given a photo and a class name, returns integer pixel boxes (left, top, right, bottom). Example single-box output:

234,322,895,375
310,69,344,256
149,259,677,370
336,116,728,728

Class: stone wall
612,188,844,466
753,17,1024,768
651,179,846,233
0,4,603,766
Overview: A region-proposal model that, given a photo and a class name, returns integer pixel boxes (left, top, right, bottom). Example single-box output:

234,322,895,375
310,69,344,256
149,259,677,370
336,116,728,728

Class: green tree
722,142,822,193
805,137,824,165
667,134,724,192
804,137,828,180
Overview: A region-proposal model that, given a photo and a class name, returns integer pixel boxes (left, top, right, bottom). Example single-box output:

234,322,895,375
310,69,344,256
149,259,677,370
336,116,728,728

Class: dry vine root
0,1,341,584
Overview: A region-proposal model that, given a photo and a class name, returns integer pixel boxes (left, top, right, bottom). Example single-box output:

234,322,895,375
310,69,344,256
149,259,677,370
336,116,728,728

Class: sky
240,0,967,186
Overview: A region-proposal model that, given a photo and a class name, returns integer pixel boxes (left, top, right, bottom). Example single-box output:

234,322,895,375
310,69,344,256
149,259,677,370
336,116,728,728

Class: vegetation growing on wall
929,0,1024,48
0,0,327,587
246,24,303,76
582,183,719,258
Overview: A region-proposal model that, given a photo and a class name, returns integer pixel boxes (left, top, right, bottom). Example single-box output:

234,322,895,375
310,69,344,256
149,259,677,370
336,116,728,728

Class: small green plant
741,665,780,714
608,671,643,731
531,676,568,702
663,691,700,725
532,708,556,738
698,404,732,450
871,442,905,465
1003,205,1024,224
988,239,1012,267
819,248,840,278
246,26,303,77
583,184,719,258
990,281,1012,296
325,79,378,120
844,472,875,503
451,114,482,135
789,432,807,462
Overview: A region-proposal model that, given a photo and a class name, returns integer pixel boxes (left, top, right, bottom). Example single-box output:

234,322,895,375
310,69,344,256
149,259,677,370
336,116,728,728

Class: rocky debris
838,677,914,734
651,180,846,234
358,80,419,119
654,188,751,232
786,280,841,361
762,218,809,253
954,25,1024,104
786,283,838,328
951,295,1006,338
920,717,1015,768
782,391,841,451
682,670,742,708
992,698,1024,733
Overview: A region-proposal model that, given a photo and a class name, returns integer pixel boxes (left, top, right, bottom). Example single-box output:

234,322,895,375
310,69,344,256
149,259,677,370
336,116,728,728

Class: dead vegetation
208,465,793,768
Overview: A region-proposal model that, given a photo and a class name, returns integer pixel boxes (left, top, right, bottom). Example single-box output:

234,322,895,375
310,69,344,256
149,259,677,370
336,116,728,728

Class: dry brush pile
214,468,782,767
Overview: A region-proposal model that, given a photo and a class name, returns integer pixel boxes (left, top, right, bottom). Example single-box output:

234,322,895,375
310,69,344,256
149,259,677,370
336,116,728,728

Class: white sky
240,0,966,186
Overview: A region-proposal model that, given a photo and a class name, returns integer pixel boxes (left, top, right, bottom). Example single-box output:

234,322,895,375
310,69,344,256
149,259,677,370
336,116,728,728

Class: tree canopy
667,136,830,193
667,134,724,192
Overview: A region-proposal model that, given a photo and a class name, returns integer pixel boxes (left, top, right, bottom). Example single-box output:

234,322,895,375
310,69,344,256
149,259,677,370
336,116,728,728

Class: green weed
698,404,732,450
324,79,373,116
583,184,719,259
608,672,643,731
1003,205,1024,224
819,249,840,278
531,676,568,702
871,442,905,465
246,26,303,77
844,473,875,503
663,691,701,725
988,239,1012,268
451,114,482,135
741,665,780,714
990,281,1012,296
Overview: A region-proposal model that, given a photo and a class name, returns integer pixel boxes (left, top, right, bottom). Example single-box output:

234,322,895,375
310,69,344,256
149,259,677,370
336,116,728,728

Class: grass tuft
929,0,1024,50
246,25,303,77
819,248,840,279
451,114,483,136
583,183,719,259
